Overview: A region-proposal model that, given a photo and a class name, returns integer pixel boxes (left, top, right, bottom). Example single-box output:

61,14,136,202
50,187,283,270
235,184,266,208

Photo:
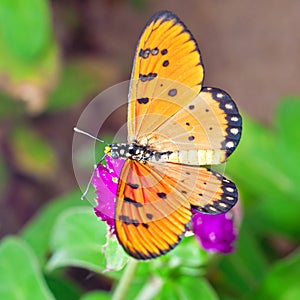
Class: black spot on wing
139,47,159,58
137,97,149,104
168,88,177,97
118,215,140,226
124,197,143,208
151,47,159,55
127,182,139,189
139,48,150,58
146,213,153,220
139,73,157,82
162,60,169,67
157,192,167,199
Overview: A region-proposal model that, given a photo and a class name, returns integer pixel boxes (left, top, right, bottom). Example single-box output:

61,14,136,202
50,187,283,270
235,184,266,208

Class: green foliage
47,60,104,112
0,0,59,112
22,190,88,265
10,124,57,179
0,0,52,60
226,99,300,240
156,277,218,300
0,237,55,300
47,207,108,273
80,291,112,300
248,250,300,299
0,92,25,117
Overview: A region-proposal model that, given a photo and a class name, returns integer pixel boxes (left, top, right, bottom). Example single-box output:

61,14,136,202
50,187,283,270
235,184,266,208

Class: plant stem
112,258,139,300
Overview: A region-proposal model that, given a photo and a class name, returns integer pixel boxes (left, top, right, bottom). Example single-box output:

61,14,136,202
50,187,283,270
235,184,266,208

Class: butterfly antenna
73,127,109,145
81,153,106,201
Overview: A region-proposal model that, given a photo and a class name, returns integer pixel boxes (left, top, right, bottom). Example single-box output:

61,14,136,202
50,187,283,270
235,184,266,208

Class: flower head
92,155,124,232
92,156,238,254
192,209,237,254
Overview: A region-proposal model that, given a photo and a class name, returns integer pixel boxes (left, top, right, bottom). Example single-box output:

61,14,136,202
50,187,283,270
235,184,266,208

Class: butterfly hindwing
128,11,204,142
115,159,237,259
145,87,242,164
150,162,238,214
115,159,191,260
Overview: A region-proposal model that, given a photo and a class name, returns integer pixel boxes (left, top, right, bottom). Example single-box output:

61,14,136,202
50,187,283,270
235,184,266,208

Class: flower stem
112,258,139,300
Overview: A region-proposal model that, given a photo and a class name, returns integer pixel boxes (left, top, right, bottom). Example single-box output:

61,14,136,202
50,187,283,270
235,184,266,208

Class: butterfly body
108,11,242,260
109,143,173,163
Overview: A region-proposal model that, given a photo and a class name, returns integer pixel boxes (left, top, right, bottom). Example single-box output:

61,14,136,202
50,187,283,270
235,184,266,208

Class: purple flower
92,155,124,233
92,155,238,254
192,209,237,254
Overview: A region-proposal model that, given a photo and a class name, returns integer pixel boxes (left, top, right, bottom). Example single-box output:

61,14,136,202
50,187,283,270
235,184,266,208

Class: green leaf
103,235,128,272
22,189,88,265
151,236,210,279
0,0,59,113
0,237,55,300
155,276,218,300
276,97,300,156
47,207,108,273
45,274,82,300
80,291,111,300
226,115,279,203
275,99,300,184
0,0,52,60
218,224,268,296
10,125,57,179
248,249,300,299
226,103,300,240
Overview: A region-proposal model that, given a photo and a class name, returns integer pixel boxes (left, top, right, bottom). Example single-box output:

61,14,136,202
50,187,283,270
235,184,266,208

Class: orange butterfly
105,11,242,259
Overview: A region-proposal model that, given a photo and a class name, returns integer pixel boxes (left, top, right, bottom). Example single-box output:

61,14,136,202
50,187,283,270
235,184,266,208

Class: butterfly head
104,145,112,156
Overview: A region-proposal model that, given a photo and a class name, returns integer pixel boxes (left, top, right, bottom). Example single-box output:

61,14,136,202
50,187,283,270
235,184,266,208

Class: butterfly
105,11,242,260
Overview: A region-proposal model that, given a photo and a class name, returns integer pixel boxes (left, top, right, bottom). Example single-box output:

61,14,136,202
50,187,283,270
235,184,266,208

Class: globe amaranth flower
92,155,238,254
191,209,237,254
92,155,124,232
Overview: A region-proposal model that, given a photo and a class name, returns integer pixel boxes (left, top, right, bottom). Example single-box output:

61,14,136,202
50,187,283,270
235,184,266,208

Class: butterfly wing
115,159,191,259
115,159,237,259
147,87,242,164
128,11,204,142
150,162,238,214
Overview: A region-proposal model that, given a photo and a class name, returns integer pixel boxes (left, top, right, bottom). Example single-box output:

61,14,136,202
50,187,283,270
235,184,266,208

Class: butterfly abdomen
158,149,227,165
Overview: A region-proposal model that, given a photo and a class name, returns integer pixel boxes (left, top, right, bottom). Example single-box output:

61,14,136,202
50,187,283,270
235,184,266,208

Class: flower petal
106,155,124,178
192,210,237,254
92,156,124,232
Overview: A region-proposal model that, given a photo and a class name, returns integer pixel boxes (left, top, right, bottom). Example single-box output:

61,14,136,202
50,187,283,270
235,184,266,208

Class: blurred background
1,1,300,299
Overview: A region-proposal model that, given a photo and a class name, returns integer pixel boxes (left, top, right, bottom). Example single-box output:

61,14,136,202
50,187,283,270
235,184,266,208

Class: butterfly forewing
115,160,191,259
128,11,204,142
